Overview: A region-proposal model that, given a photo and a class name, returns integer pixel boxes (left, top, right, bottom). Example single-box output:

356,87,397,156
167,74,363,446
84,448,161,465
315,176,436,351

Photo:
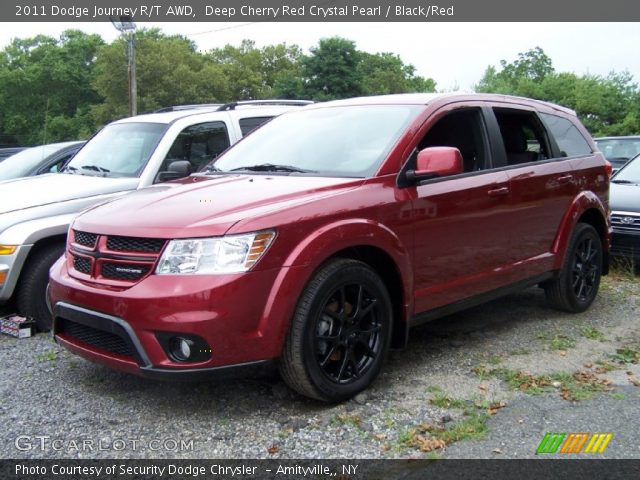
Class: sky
0,22,638,90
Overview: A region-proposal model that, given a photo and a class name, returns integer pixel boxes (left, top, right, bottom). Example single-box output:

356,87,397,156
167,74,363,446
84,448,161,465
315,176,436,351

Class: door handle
556,174,573,184
487,186,510,197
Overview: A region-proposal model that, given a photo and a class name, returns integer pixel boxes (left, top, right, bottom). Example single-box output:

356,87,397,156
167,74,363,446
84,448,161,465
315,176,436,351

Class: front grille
60,319,133,358
101,263,151,281
73,255,92,274
611,214,640,233
73,230,97,248
106,235,165,253
611,233,640,258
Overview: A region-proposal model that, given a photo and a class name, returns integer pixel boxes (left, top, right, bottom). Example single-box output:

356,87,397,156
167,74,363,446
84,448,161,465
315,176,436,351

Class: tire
544,223,602,313
279,258,393,402
16,244,65,332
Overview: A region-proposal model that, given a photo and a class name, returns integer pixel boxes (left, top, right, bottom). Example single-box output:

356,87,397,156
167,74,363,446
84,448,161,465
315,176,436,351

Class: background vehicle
594,136,640,173
0,147,26,162
49,93,610,402
610,153,640,269
0,141,84,182
0,100,311,330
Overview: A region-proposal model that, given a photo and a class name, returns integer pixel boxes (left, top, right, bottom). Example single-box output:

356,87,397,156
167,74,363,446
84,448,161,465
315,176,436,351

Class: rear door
487,107,579,277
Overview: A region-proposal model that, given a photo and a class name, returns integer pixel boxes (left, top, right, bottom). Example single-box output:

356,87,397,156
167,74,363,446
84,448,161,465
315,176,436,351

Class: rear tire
16,244,65,332
545,223,602,313
279,259,392,402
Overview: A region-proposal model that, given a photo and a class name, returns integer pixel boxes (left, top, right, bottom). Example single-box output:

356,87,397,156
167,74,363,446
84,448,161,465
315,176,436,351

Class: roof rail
216,99,313,111
154,103,222,113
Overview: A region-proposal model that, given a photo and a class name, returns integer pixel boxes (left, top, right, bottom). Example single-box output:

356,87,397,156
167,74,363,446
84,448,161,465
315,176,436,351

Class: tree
477,47,640,136
0,30,104,145
92,28,219,124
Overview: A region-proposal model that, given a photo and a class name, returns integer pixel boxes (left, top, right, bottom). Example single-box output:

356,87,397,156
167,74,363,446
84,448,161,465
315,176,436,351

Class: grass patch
34,350,57,362
471,365,491,380
610,393,626,401
331,413,361,427
508,348,531,356
398,408,488,453
429,392,468,410
610,345,640,364
549,334,576,350
489,368,612,401
580,326,605,341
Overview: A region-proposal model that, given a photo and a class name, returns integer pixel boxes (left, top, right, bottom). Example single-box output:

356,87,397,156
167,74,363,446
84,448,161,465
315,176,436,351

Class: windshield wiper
230,163,316,174
61,165,78,174
80,165,110,173
611,179,637,184
200,165,222,174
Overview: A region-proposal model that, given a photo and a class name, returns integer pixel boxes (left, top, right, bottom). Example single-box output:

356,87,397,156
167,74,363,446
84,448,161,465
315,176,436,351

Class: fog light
170,337,194,362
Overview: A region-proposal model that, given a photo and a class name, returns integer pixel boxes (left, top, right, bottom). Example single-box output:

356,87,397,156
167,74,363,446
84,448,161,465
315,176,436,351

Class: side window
493,108,553,165
164,122,230,173
417,109,487,172
46,152,74,174
239,116,273,136
540,113,592,157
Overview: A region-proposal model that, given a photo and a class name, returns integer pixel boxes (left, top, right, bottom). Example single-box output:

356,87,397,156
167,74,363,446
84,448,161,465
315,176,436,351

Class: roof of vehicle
594,136,640,141
312,92,576,116
113,100,313,126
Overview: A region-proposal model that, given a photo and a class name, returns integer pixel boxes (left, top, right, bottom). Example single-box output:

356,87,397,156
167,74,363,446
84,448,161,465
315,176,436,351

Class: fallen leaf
559,350,567,357
381,443,391,451
629,376,640,387
492,448,502,454
584,362,593,369
267,444,279,454
409,434,446,452
374,433,387,441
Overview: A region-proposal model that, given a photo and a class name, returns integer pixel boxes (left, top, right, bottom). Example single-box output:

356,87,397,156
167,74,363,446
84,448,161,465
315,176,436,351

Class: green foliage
477,47,640,136
0,30,104,145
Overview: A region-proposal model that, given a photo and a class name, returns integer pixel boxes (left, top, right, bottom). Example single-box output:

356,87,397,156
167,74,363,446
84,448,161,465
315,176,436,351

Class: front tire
16,244,65,332
545,223,602,313
280,259,392,402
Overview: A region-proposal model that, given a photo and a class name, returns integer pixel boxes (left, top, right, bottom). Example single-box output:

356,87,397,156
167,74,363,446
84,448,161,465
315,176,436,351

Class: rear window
541,113,592,157
239,117,273,136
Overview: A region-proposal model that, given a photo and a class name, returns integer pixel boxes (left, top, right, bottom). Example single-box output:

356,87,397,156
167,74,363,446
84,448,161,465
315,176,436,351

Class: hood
0,174,139,215
74,174,361,238
610,182,640,213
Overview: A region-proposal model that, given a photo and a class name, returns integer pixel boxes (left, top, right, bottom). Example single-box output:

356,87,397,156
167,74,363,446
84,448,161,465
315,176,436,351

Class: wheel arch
552,192,610,275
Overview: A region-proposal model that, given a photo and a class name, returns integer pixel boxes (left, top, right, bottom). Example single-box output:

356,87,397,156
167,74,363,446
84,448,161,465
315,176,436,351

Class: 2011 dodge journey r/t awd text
49,93,611,402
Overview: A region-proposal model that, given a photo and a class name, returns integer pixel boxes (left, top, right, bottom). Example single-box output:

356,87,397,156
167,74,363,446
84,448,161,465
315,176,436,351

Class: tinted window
165,122,230,173
541,113,591,157
494,109,552,165
0,142,76,180
239,116,273,136
418,109,487,172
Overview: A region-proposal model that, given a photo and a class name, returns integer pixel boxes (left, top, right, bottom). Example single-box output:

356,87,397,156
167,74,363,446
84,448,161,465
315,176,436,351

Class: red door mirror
415,147,464,177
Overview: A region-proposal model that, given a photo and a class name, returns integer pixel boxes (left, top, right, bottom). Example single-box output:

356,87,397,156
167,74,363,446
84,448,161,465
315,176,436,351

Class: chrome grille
611,213,640,233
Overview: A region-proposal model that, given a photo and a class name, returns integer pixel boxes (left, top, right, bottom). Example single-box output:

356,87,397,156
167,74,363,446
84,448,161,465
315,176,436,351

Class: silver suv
0,100,310,330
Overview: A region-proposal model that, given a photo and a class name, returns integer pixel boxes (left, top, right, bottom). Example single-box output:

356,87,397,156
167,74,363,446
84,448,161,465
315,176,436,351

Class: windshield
613,155,640,184
66,122,166,177
210,105,422,177
595,138,640,162
0,143,75,181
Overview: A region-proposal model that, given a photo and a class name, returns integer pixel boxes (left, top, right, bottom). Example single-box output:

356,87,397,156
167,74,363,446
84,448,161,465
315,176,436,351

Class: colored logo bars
537,433,613,454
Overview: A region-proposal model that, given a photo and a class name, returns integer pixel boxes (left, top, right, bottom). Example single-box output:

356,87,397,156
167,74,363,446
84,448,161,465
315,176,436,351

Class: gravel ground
1,271,639,459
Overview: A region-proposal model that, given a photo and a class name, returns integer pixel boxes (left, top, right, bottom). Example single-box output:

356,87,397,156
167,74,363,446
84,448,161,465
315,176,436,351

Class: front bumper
611,230,640,261
0,244,32,303
49,256,304,378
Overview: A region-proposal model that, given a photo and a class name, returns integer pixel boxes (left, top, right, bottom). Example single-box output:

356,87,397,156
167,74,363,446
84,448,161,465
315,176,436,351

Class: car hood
0,174,139,215
610,182,640,213
74,174,362,238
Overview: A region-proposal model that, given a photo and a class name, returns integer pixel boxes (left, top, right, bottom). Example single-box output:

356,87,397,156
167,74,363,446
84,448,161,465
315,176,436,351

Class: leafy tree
0,30,104,145
92,28,219,123
477,47,640,136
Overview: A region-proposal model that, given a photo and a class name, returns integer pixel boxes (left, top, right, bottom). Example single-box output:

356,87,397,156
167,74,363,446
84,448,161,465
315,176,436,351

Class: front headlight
156,230,275,275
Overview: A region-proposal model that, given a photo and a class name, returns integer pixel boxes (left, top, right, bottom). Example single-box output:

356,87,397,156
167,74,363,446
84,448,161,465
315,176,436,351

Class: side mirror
406,147,463,183
155,160,192,183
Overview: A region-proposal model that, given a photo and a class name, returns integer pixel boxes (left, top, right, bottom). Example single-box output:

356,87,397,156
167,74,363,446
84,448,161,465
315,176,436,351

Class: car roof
310,92,576,116
594,136,640,141
112,102,311,126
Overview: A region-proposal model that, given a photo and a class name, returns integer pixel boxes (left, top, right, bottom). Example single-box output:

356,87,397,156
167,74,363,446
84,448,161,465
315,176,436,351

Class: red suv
49,94,611,402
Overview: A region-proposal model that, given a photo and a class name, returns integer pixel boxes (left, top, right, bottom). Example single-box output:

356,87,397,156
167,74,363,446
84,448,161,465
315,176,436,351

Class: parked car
0,141,84,182
594,136,640,173
610,153,640,268
0,100,311,329
49,93,610,402
0,147,26,162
